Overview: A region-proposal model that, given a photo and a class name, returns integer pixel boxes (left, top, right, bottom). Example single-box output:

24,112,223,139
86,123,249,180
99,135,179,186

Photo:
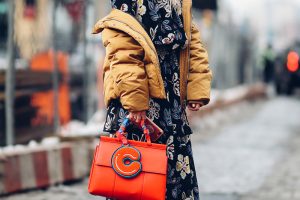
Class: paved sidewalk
194,96,300,200
241,124,300,200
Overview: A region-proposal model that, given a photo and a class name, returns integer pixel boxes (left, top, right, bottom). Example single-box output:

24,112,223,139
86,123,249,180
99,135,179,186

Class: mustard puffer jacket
93,1,212,112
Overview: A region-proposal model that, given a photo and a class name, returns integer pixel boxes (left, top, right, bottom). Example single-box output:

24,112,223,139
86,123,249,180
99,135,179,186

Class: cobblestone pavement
2,96,300,200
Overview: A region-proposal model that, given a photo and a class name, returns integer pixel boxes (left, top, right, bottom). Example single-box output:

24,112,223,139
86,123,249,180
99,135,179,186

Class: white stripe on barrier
19,152,36,190
47,147,64,185
71,142,89,179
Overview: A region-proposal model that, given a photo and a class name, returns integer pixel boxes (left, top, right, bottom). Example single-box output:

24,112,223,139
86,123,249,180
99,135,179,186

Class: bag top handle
116,117,151,145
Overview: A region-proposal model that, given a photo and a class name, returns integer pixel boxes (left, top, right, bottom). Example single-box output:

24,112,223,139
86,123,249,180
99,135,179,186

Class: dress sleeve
187,22,213,105
102,28,149,111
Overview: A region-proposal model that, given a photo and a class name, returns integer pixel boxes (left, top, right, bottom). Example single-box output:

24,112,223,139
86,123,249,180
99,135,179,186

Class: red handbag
88,118,168,200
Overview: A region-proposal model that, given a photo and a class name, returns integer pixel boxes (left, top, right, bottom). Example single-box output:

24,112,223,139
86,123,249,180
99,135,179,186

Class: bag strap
116,117,151,145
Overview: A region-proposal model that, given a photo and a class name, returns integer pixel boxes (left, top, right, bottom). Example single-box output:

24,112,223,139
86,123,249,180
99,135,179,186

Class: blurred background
0,0,300,199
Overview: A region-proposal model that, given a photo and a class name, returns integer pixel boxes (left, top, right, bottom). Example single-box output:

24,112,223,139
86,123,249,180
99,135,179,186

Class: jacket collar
93,9,158,64
93,9,156,51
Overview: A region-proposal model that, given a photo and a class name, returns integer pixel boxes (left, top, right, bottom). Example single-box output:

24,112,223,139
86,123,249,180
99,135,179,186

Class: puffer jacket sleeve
102,28,149,111
187,22,213,105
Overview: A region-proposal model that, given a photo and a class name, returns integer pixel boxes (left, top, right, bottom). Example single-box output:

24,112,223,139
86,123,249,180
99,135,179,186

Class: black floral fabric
111,0,188,50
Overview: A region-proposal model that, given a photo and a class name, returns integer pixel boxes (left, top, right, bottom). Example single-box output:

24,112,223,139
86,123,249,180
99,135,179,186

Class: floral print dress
103,1,200,199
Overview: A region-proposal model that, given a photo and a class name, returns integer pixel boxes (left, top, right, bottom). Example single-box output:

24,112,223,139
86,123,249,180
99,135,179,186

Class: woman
93,0,212,199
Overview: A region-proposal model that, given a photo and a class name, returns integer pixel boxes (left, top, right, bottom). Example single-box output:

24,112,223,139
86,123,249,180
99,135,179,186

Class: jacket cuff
187,75,212,105
188,98,210,106
120,94,149,112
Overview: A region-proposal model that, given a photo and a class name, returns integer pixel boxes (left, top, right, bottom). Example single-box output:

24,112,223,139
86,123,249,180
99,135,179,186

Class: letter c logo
111,146,142,178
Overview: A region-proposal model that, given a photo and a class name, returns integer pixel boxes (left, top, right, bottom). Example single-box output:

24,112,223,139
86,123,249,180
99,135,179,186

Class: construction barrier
0,142,90,195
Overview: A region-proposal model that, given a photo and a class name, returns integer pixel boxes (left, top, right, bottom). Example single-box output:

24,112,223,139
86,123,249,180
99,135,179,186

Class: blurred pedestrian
93,0,212,199
262,44,275,83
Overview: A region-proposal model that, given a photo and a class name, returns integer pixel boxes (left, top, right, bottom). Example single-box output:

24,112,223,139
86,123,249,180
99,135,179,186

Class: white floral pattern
182,191,195,200
111,0,187,50
176,154,191,180
148,98,160,120
136,0,146,21
171,0,182,15
167,136,175,160
120,3,128,12
172,72,180,96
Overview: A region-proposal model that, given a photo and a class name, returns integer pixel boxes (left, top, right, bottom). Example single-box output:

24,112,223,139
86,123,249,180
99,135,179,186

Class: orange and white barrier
0,142,90,195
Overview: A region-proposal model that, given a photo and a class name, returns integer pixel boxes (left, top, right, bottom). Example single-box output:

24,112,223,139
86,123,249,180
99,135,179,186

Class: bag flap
94,136,167,175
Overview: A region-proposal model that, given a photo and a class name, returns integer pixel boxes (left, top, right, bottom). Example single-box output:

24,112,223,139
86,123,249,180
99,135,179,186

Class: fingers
128,112,135,121
136,111,147,123
188,103,201,111
141,111,146,120
128,111,147,123
135,114,142,123
194,104,201,110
